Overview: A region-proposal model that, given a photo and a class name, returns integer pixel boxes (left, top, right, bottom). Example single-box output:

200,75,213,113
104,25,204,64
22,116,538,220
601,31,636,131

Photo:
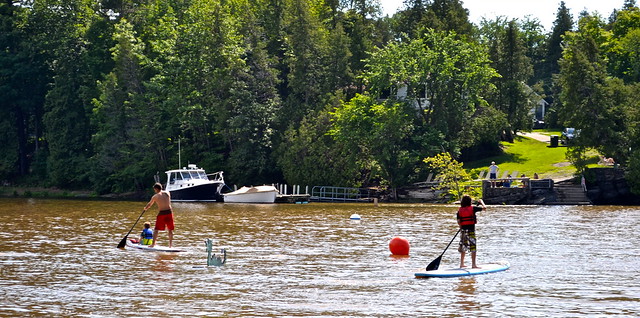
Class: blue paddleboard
415,261,509,278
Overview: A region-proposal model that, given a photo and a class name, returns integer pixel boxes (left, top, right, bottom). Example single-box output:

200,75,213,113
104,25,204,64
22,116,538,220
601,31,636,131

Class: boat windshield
197,171,208,180
181,171,192,181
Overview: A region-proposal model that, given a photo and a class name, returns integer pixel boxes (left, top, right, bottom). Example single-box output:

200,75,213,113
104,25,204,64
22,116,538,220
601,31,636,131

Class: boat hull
169,183,224,202
223,186,277,203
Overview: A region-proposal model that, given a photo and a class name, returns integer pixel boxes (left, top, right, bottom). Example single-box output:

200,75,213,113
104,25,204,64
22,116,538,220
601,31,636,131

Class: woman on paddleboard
143,183,175,248
457,195,486,269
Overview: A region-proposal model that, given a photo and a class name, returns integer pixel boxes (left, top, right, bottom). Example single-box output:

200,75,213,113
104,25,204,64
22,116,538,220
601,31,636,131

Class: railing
310,186,373,202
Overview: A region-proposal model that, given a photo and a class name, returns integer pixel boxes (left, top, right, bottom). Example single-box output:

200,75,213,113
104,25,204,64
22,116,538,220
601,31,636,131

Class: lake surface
0,199,638,317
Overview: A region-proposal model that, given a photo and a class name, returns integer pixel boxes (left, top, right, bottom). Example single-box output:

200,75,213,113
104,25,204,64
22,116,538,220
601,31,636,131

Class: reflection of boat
163,164,225,202
223,185,278,203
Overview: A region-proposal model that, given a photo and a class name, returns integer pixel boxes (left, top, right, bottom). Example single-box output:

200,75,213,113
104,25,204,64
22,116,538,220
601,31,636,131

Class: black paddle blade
426,255,442,271
117,236,128,249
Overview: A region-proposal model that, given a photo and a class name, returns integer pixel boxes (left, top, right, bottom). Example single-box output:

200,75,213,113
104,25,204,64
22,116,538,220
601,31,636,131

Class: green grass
464,135,577,180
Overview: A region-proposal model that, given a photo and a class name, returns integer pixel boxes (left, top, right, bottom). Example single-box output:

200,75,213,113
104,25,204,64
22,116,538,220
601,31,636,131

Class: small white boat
223,185,278,203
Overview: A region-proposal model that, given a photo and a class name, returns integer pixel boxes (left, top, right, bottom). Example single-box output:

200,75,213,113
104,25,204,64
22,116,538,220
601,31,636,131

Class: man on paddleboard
144,183,174,248
457,195,486,269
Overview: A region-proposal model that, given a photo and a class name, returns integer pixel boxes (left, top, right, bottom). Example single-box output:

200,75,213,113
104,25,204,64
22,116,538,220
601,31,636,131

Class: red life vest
458,206,476,226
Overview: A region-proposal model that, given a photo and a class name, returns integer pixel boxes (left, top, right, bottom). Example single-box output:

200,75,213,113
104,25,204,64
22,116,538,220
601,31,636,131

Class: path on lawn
519,131,551,143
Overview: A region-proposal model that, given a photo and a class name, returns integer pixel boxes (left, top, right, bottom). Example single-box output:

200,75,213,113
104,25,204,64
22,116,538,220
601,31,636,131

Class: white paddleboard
415,261,510,278
126,240,183,252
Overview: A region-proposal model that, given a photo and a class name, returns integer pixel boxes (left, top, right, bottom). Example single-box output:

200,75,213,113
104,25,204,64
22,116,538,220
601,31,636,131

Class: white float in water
350,213,361,220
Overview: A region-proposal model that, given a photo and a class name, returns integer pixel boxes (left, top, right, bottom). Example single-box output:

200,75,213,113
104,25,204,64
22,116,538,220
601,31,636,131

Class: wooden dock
275,194,311,203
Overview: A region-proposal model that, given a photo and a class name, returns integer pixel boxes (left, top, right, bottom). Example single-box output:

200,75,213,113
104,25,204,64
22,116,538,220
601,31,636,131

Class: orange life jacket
457,206,476,226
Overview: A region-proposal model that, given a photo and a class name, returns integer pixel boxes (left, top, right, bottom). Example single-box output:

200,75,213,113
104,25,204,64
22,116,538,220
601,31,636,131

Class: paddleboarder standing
457,195,486,269
144,183,174,248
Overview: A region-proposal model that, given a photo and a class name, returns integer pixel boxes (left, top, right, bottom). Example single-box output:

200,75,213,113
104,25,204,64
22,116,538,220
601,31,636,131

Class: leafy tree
423,152,478,202
329,94,417,198
277,101,360,187
608,5,640,82
363,30,498,154
557,15,629,171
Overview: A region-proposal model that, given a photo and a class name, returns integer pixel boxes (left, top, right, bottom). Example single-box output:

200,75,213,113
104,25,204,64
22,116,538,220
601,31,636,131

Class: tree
277,101,361,187
543,1,573,96
423,152,478,202
91,19,149,193
486,19,535,138
0,1,49,181
330,94,417,198
608,5,640,82
392,0,430,39
363,30,498,154
424,0,474,37
557,15,629,171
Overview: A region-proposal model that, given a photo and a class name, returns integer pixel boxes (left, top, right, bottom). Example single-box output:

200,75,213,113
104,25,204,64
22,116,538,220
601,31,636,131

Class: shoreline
0,186,147,201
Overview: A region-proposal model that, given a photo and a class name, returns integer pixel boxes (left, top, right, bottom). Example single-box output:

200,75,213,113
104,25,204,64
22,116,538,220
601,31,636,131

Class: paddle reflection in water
0,199,638,317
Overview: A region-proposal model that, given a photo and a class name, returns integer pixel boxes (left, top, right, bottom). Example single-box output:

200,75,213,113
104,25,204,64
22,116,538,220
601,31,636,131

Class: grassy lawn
464,135,577,180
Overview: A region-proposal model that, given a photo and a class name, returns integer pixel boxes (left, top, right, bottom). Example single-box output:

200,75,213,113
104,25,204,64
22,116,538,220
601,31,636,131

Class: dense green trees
1,0,639,196
556,8,640,192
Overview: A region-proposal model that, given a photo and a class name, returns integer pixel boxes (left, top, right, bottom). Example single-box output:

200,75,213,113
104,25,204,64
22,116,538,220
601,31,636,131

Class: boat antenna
178,138,181,169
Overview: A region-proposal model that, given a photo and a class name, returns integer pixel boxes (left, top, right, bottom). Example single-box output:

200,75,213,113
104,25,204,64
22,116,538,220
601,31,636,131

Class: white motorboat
163,164,225,202
223,185,278,203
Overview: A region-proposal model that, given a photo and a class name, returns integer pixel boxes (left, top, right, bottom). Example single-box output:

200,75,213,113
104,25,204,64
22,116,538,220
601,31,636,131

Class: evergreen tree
425,0,474,37
392,0,430,39
544,1,573,92
487,20,534,138
0,1,40,180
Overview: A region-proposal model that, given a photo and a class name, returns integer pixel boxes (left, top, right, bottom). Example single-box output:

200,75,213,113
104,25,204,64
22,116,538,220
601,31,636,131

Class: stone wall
585,168,640,205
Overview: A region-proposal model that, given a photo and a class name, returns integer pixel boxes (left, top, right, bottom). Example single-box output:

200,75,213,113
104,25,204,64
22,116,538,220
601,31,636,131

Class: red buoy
389,237,410,255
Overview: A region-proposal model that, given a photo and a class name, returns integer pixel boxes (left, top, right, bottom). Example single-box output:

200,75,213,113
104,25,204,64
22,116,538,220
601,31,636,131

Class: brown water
0,199,638,317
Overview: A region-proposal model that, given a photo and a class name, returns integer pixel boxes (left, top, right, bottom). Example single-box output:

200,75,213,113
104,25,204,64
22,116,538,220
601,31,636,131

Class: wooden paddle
117,210,146,249
426,228,461,271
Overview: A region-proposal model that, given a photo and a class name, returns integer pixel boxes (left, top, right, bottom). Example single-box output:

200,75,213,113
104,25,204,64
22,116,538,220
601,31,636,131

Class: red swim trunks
155,210,174,231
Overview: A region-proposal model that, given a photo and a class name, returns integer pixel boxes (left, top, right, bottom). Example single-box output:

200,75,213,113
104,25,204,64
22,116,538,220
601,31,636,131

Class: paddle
425,228,461,271
117,210,146,249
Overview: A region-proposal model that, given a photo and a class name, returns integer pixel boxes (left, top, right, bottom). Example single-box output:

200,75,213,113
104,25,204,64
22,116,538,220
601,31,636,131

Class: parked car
561,127,579,144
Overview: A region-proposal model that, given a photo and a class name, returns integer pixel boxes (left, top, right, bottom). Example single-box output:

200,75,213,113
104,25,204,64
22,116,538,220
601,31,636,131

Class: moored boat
223,185,278,203
163,164,225,202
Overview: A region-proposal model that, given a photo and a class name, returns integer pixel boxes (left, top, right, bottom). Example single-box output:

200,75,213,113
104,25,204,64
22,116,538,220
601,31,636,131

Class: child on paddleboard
140,222,154,245
457,195,486,269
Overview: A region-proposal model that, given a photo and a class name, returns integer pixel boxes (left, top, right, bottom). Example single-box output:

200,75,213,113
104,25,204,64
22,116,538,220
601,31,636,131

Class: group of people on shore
488,161,538,188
